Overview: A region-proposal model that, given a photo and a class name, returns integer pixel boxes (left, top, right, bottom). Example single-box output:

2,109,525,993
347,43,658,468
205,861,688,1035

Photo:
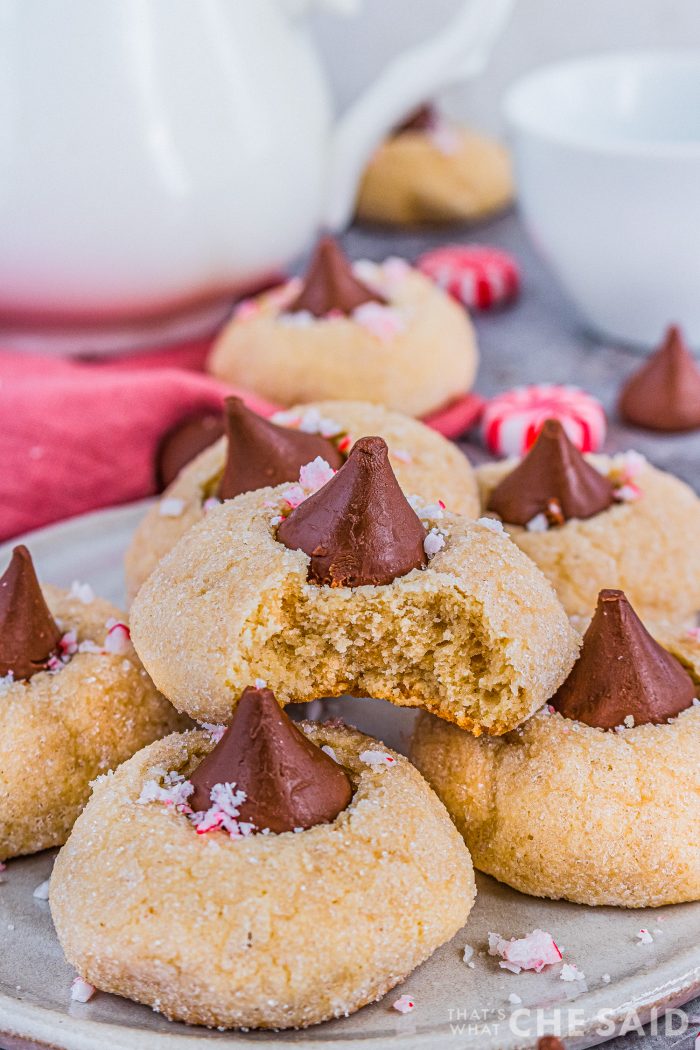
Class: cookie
124,398,479,600
411,607,700,907
0,547,182,860
356,115,514,227
129,439,578,732
50,718,475,1029
478,441,700,623
207,239,478,418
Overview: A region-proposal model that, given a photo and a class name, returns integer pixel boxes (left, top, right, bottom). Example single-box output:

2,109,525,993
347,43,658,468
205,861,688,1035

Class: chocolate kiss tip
217,396,343,501
0,545,61,681
487,418,615,527
286,236,386,318
618,324,700,432
277,435,427,587
188,685,352,834
551,589,696,729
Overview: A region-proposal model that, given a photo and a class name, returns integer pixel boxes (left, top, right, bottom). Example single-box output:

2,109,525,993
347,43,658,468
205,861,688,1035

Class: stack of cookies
3,356,699,1031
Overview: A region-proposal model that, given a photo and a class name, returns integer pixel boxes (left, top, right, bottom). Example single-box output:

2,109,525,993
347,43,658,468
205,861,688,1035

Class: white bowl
504,51,700,350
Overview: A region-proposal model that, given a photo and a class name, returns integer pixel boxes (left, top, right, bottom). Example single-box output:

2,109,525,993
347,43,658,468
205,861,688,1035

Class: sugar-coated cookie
208,238,478,418
130,439,578,733
412,593,700,907
125,398,479,601
356,108,513,227
51,717,475,1029
477,422,700,623
0,547,182,860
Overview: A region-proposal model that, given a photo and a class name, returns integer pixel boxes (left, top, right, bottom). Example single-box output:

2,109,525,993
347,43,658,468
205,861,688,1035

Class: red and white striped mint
417,244,520,310
482,385,606,458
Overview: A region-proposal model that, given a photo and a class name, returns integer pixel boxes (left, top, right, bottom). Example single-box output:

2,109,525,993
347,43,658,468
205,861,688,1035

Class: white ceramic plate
1,504,699,1050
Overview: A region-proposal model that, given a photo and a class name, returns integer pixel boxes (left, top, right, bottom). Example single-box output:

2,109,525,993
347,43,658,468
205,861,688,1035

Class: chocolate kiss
218,397,343,500
552,589,696,729
188,686,353,833
286,236,386,318
156,410,225,490
0,545,61,680
277,436,427,587
487,419,615,526
618,325,700,432
394,103,439,134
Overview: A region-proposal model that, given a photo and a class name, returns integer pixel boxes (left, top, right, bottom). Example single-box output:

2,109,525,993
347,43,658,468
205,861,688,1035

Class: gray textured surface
347,211,700,1050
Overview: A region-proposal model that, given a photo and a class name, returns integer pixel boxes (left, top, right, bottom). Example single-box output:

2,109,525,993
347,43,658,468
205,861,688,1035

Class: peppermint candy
481,385,606,457
417,244,519,311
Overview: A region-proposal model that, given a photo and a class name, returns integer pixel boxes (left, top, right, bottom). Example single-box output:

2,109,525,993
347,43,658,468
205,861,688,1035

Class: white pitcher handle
324,0,514,230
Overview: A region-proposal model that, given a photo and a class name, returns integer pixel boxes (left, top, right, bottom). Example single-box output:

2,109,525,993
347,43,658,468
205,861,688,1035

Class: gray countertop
346,212,700,1050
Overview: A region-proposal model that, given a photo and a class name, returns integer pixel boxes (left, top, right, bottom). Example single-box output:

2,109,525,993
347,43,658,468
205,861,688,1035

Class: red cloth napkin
0,343,482,542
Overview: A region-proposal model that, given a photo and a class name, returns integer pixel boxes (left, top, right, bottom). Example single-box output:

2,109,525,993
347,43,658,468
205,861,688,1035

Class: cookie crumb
33,879,50,900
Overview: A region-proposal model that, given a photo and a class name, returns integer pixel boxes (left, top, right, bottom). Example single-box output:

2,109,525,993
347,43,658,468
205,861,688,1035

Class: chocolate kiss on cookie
218,397,343,500
0,545,62,680
487,418,615,526
394,103,439,134
618,325,700,432
277,436,427,587
189,685,352,833
157,410,225,490
286,236,386,318
552,589,696,729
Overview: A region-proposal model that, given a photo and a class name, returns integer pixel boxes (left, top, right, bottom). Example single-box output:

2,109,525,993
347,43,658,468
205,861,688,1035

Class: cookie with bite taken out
130,436,578,733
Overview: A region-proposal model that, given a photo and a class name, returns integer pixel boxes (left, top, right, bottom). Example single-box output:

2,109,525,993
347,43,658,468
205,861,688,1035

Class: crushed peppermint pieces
104,620,131,655
137,770,257,840
158,497,186,518
636,929,654,945
202,497,221,513
477,516,505,534
525,513,549,533
69,581,94,604
275,457,336,519
33,879,50,900
321,744,339,763
271,407,343,440
463,944,475,968
391,448,413,465
71,976,96,1003
200,723,226,743
488,929,562,974
508,993,522,1005
601,973,611,984
254,678,267,689
359,750,396,770
352,302,406,341
560,963,585,982
138,769,194,809
424,528,446,558
392,994,415,1014
687,627,700,643
609,451,645,502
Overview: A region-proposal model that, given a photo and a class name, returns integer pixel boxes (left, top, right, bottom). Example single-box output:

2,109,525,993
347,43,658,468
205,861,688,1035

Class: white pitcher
0,0,512,351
